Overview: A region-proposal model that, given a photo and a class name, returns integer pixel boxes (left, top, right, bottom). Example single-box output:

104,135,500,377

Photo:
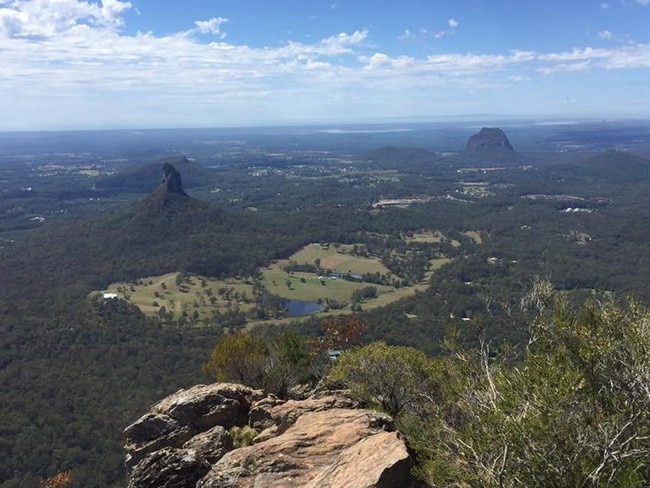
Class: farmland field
99,272,257,323
284,243,389,275
97,240,454,325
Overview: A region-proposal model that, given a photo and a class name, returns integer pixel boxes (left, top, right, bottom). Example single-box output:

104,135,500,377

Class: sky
0,0,649,130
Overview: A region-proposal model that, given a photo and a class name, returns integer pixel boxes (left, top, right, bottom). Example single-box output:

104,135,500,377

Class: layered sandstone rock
125,383,417,488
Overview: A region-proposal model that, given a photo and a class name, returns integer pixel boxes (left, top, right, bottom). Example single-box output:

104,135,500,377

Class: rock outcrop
125,383,418,488
466,127,514,152
161,162,188,196
124,383,259,470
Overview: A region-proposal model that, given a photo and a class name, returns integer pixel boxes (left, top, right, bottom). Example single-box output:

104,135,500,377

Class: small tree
264,331,319,396
203,331,322,396
203,332,269,388
328,342,439,417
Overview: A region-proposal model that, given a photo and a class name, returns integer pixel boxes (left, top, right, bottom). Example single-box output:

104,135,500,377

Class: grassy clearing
96,242,455,325
100,272,257,322
286,243,389,275
462,230,483,244
261,270,369,303
260,243,397,306
405,230,447,243
459,182,494,198
405,230,462,247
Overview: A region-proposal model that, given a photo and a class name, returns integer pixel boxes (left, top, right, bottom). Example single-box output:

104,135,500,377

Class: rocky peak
161,162,188,196
466,127,514,152
124,382,418,488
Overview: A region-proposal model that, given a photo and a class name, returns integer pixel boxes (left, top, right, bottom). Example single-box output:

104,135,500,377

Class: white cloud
0,0,649,128
399,20,457,41
537,45,650,72
635,0,650,4
0,0,132,38
194,17,228,38
398,29,413,41
362,52,415,70
399,26,451,40
313,29,367,54
397,28,430,41
598,30,614,40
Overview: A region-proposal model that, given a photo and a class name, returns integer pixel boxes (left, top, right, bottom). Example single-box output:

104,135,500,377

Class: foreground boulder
128,448,211,488
124,383,261,469
125,383,417,488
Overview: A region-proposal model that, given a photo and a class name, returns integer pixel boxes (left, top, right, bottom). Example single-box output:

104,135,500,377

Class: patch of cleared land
96,236,459,325
462,230,482,244
285,243,388,275
372,196,432,209
405,230,446,243
99,273,257,322
458,182,494,198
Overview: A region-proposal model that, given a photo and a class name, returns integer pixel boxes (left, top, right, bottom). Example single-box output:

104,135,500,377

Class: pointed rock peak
161,162,188,196
466,127,514,152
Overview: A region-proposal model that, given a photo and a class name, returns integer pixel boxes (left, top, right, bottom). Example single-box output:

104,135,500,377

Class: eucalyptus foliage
329,287,650,487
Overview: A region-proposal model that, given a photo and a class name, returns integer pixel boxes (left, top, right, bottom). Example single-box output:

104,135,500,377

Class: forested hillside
1,129,650,487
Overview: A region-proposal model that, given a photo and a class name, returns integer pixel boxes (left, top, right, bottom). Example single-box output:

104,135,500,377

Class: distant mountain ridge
554,149,650,183
367,127,519,168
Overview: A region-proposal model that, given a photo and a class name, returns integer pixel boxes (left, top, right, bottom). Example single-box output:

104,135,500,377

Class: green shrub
404,294,650,488
327,341,440,417
228,426,258,448
203,332,269,389
203,330,324,397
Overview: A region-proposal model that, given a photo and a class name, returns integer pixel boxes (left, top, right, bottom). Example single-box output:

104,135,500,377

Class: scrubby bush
406,294,650,488
203,332,269,389
203,330,325,396
327,341,440,417
264,331,321,397
326,283,650,487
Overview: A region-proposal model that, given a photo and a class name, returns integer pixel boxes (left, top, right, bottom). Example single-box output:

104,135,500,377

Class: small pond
285,300,323,317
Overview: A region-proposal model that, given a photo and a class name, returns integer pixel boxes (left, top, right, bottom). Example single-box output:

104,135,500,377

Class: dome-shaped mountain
466,127,514,152
455,127,521,166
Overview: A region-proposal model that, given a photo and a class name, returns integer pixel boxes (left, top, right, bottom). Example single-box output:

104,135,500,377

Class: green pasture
405,230,462,248
259,269,391,303
286,243,389,275
405,230,446,243
100,272,256,321
97,243,456,325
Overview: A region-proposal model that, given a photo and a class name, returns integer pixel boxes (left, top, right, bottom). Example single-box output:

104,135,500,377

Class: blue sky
0,0,649,130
